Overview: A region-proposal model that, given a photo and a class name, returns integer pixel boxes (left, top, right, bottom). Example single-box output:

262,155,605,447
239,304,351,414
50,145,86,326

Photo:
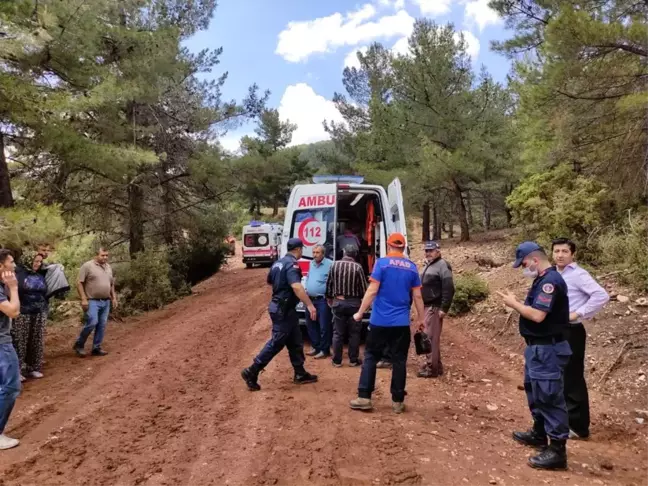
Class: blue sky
184,0,513,151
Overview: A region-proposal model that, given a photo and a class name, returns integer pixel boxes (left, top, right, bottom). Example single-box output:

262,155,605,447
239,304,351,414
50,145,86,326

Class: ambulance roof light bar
249,220,265,227
312,175,364,185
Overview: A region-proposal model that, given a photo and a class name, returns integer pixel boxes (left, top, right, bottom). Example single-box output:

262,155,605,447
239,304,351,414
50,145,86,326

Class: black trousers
565,323,590,436
358,326,411,402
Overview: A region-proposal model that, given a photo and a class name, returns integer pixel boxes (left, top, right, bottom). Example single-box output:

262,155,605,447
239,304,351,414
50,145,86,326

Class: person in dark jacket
418,241,455,378
12,251,48,380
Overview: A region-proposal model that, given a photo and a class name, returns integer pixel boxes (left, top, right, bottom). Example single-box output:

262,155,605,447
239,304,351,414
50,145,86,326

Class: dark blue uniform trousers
523,340,572,440
254,307,306,374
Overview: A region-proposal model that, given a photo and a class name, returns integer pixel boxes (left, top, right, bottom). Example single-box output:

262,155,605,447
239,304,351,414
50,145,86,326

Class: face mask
523,263,538,279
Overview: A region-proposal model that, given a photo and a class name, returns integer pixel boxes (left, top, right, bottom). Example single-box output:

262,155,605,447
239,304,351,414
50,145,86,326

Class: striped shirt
325,257,367,299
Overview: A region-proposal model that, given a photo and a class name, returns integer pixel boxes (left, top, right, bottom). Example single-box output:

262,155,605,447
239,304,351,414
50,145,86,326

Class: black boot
294,370,318,385
513,423,548,448
241,364,261,391
528,439,567,470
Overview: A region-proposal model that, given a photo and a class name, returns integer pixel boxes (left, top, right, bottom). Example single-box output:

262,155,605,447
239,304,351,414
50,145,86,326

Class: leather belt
524,335,566,346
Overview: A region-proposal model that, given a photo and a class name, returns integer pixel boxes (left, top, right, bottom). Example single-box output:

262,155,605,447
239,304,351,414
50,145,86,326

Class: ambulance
280,175,408,323
242,221,283,268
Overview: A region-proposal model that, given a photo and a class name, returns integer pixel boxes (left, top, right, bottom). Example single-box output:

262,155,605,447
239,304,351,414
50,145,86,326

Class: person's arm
325,264,335,303
0,272,20,319
440,263,455,317
572,270,609,320
412,287,425,326
354,281,379,320
77,264,90,311
357,266,368,295
291,283,316,320
110,280,118,309
498,290,548,323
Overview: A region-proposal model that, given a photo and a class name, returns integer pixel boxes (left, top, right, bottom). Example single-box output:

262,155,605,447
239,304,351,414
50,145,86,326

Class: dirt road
0,261,645,486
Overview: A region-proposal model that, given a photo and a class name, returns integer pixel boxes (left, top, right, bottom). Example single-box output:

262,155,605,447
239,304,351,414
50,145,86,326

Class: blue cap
513,241,543,268
287,238,304,251
424,241,440,251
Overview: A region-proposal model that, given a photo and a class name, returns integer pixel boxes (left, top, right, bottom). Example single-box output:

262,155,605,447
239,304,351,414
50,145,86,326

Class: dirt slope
0,248,645,485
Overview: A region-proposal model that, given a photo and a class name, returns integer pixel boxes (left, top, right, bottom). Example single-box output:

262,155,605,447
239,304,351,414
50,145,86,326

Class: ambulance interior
336,190,385,275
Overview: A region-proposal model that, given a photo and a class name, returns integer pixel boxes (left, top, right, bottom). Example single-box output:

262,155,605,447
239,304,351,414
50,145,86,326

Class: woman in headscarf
11,251,48,380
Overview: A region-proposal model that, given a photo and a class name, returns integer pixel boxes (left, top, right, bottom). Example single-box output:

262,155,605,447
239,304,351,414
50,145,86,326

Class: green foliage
506,165,614,261
449,272,490,315
0,204,65,251
118,248,175,314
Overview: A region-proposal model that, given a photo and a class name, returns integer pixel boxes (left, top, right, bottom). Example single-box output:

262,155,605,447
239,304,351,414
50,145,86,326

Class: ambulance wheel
246,263,253,269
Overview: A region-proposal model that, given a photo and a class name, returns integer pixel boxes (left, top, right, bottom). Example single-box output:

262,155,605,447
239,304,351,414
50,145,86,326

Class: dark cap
424,241,440,251
513,241,543,268
287,238,304,251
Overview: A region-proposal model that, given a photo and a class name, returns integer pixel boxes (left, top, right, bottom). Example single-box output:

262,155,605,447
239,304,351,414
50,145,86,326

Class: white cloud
411,0,453,16
278,83,344,146
378,0,406,8
276,6,415,62
464,0,502,31
218,134,245,154
454,30,480,59
344,46,369,69
391,36,410,56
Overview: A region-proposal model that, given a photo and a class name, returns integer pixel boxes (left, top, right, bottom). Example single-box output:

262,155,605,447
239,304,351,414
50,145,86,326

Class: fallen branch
598,341,629,385
495,311,515,336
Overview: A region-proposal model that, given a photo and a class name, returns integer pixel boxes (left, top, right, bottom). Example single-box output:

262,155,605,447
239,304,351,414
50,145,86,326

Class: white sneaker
0,435,19,450
28,371,44,379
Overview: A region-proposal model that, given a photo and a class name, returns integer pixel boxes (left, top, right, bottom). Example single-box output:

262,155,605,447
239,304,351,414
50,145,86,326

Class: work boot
392,401,405,414
294,371,318,385
528,440,567,470
241,365,261,391
0,435,19,450
91,348,108,356
376,360,392,369
306,349,318,357
513,426,548,448
417,366,438,378
73,345,86,357
569,429,590,440
350,397,373,411
349,359,362,367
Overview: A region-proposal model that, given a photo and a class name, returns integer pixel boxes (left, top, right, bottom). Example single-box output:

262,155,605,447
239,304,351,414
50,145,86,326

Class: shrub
118,248,175,313
449,272,490,315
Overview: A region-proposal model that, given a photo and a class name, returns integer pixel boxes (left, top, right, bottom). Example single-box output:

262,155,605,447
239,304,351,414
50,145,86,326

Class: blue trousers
305,297,332,354
524,340,572,440
254,307,306,374
0,343,21,434
75,299,111,350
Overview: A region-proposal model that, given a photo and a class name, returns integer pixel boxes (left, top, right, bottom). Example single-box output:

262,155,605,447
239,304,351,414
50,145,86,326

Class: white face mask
523,262,538,279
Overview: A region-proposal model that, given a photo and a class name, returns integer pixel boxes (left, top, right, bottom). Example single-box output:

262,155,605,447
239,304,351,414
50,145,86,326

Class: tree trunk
160,163,174,246
466,191,474,228
421,200,430,242
432,204,441,241
272,199,279,217
504,183,513,227
128,179,145,257
448,221,454,238
452,178,470,242
0,132,14,208
483,192,492,231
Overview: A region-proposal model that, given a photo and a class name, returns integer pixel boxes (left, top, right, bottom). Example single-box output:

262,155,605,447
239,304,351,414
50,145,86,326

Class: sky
184,0,514,153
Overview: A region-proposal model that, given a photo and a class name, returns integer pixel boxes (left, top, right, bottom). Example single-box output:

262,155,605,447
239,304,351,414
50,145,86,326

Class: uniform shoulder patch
542,283,554,294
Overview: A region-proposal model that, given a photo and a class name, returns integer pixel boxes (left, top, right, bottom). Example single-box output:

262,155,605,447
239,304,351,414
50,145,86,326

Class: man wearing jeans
304,245,333,359
349,233,425,414
0,250,21,450
327,245,367,367
73,247,118,357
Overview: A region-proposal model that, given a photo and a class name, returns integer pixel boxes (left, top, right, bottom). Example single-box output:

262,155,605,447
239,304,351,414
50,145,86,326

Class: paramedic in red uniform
349,233,425,414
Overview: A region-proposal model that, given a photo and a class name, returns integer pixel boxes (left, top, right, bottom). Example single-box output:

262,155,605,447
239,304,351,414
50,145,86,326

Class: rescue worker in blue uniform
498,241,572,470
241,238,319,391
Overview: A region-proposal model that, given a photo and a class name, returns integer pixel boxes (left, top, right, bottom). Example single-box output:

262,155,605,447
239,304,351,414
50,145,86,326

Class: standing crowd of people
0,246,117,450
242,233,609,471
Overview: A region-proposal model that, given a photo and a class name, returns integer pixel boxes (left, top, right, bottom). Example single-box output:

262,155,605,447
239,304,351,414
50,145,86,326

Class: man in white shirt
552,238,609,440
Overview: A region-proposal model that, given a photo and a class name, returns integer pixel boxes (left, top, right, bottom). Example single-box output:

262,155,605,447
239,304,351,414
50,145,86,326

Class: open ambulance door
388,178,408,253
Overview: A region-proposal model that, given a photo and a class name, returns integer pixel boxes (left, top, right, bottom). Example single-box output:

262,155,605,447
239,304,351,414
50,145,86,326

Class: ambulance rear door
388,178,408,250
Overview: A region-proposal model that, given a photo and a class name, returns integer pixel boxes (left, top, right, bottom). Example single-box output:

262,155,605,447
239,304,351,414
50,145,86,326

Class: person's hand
439,310,446,319
1,271,17,291
417,320,424,332
112,298,119,310
569,312,579,322
497,290,518,309
308,305,317,321
81,299,89,312
353,312,363,322
327,298,333,307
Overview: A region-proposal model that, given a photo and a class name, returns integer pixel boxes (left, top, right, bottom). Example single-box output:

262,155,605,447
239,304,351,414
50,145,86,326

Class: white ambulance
280,175,408,322
242,221,283,268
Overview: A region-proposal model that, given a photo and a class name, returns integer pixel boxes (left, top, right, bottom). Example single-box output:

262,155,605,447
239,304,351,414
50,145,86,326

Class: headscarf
20,250,44,273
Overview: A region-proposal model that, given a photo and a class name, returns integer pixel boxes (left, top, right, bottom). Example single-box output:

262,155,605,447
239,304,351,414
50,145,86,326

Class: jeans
524,340,572,440
358,325,411,402
331,298,362,364
305,297,332,354
254,307,306,374
75,299,111,350
565,323,590,436
0,343,21,434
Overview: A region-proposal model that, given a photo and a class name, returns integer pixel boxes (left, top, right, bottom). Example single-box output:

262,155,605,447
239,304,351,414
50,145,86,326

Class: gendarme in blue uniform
521,266,572,441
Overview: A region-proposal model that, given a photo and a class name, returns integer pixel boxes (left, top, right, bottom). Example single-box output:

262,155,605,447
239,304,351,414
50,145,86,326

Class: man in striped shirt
326,245,367,367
